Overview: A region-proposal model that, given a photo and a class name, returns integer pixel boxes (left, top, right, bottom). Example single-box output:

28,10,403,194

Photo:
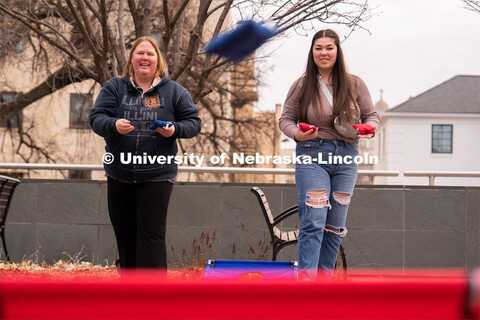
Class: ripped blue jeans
295,138,358,279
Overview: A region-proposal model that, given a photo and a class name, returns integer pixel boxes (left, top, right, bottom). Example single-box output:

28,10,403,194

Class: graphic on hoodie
145,93,162,108
121,94,168,133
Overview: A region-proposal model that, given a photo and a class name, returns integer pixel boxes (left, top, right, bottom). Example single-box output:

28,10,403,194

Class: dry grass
0,231,272,282
0,259,205,282
0,260,114,271
0,259,119,281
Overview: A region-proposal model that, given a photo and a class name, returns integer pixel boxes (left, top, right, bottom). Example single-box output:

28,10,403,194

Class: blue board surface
203,260,298,281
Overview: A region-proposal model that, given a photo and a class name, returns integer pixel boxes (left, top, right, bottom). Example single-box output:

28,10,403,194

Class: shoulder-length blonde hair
122,36,169,82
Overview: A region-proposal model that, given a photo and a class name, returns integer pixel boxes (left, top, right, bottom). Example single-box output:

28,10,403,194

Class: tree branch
100,0,109,80
0,2,78,58
0,2,98,80
162,0,171,46
462,0,480,13
116,0,128,66
82,0,101,21
169,0,212,80
66,0,100,55
0,64,89,123
141,0,152,36
171,0,190,28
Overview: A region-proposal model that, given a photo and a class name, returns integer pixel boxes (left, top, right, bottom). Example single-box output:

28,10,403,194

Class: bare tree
0,0,372,166
462,0,480,13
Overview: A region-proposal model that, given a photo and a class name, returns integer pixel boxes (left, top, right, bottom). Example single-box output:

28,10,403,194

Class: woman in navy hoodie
89,37,201,269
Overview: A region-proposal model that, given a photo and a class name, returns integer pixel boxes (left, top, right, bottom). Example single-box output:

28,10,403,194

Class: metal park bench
0,175,21,262
251,186,346,272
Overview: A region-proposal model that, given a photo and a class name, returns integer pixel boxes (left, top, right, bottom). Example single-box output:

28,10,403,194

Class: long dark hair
298,29,357,124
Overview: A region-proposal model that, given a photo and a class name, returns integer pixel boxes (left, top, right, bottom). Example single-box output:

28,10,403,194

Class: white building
377,75,480,186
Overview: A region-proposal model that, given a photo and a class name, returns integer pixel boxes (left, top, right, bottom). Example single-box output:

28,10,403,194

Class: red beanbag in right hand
299,122,316,132
352,124,375,135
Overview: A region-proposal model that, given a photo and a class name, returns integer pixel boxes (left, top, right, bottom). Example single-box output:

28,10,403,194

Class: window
1,92,22,128
3,19,24,53
70,93,92,129
150,31,163,44
432,124,452,154
14,40,23,52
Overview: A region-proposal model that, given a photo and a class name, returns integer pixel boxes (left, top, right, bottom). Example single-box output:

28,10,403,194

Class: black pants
107,177,174,269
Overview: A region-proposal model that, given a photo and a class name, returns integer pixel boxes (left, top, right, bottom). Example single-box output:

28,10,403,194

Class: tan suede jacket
279,74,380,144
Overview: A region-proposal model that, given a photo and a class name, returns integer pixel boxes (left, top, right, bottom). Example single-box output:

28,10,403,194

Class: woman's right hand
115,119,135,134
294,127,318,142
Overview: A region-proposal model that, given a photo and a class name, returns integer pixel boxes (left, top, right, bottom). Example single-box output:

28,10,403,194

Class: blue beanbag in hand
206,20,281,63
150,120,171,130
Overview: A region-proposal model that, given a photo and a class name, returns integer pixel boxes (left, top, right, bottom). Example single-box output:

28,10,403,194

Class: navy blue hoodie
89,74,201,183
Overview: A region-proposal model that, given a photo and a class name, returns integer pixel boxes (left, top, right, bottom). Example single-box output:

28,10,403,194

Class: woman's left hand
357,133,375,139
156,123,175,138
356,125,376,139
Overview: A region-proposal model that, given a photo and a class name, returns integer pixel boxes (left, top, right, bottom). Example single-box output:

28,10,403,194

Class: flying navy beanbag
205,20,280,63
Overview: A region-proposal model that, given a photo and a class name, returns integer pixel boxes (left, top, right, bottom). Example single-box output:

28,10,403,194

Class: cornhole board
203,260,298,281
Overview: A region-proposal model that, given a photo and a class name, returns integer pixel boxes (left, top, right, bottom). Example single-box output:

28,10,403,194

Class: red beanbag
352,124,376,135
299,123,316,132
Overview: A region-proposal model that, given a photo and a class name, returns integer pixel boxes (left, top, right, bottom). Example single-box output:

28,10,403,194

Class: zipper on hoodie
133,84,158,183
133,89,144,183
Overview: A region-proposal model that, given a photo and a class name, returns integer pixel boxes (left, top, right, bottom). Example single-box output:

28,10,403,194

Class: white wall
381,113,480,186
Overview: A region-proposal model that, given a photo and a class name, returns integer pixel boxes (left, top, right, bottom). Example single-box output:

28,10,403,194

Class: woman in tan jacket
279,29,380,280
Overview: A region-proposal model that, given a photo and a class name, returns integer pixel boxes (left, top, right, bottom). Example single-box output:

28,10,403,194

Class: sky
254,0,480,112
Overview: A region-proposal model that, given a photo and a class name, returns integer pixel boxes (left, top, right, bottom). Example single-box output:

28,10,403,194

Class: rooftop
388,75,480,113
